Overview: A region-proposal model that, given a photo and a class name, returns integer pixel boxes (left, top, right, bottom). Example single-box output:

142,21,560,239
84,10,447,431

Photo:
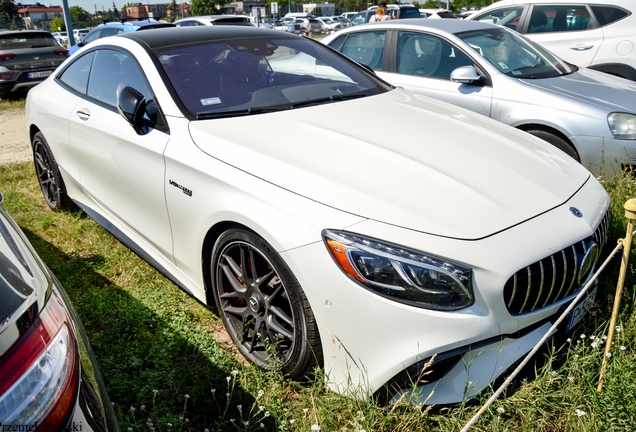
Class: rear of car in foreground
0,193,118,431
24,26,610,406
0,31,68,98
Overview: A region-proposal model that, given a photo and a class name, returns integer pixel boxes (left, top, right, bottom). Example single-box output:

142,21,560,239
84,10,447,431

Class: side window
591,6,628,27
339,31,386,70
87,49,152,107
472,7,524,31
328,35,347,53
82,29,102,45
101,27,125,37
527,5,591,34
58,51,95,94
397,31,473,80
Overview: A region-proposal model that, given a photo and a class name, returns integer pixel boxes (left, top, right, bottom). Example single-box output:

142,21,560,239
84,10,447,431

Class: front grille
503,209,609,316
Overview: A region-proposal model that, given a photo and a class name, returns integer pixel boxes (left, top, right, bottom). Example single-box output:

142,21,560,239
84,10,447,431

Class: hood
519,67,636,113
189,90,590,239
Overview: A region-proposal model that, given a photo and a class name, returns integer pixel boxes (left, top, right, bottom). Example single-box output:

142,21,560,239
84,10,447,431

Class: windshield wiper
196,105,289,120
291,93,366,109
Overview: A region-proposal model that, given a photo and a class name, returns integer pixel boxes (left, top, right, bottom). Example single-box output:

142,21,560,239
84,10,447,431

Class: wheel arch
29,124,41,147
201,220,258,307
517,123,580,158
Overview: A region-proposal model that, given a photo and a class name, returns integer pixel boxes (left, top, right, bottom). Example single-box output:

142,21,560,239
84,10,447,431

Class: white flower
167,423,173,427
232,369,239,376
496,407,505,414
230,419,235,423
606,352,612,358
237,405,242,413
303,408,309,413
580,334,586,339
289,419,295,424
226,393,230,398
616,326,622,333
575,409,586,417
140,405,145,410
568,375,575,382
260,424,265,429
152,389,158,394
226,376,231,383
244,421,249,426
258,390,264,398
566,338,571,343
620,346,627,351
550,370,557,376
264,411,270,418
602,335,608,340
130,406,136,412
311,425,321,431
184,394,190,399
591,341,599,348
211,388,216,394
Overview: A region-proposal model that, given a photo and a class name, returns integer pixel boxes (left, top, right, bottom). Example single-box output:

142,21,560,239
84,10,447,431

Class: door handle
570,44,594,51
76,110,90,121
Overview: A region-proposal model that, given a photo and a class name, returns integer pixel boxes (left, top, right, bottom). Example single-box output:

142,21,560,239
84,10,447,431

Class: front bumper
281,175,609,405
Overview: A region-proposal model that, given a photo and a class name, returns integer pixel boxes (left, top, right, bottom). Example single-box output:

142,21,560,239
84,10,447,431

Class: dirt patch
0,109,31,165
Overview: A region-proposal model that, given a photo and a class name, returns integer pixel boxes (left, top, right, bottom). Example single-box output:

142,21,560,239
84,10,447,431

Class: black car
0,30,69,98
0,192,119,432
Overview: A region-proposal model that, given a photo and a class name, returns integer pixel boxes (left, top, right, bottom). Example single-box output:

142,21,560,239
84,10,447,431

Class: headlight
322,230,474,310
608,113,636,140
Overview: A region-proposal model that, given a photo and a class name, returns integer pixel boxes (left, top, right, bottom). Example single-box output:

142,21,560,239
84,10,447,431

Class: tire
525,128,580,162
32,132,74,211
211,229,322,379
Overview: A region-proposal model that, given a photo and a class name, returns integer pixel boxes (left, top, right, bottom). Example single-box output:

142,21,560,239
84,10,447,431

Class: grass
0,96,26,111
1,161,636,432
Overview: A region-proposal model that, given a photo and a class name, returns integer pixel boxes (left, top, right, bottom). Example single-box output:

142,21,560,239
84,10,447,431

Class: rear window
0,33,58,49
590,6,629,26
400,8,421,19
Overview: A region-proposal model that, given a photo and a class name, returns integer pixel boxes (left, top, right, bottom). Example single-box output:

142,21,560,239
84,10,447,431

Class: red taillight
0,292,79,430
0,72,17,81
0,53,15,62
54,49,69,57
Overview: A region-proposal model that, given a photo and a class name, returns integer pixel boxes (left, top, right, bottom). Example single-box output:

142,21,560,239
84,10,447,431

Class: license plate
27,70,52,79
566,286,596,333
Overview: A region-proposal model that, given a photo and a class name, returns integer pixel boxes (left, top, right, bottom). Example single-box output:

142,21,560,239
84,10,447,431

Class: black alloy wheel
212,229,322,379
32,132,73,211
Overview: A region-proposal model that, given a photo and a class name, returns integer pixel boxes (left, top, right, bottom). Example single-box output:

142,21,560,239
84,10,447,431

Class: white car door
522,4,602,68
67,48,173,259
383,31,493,117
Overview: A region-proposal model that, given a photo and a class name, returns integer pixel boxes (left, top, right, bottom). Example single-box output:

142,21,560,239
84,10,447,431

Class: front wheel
32,132,74,211
211,229,322,378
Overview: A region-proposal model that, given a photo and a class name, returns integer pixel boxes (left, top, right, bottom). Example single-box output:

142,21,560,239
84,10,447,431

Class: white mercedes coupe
25,26,610,405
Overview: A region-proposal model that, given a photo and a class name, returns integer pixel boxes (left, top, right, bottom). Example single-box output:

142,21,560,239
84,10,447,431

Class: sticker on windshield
201,97,222,106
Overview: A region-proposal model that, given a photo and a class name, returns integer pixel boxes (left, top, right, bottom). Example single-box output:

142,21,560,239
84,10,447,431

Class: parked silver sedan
323,19,636,175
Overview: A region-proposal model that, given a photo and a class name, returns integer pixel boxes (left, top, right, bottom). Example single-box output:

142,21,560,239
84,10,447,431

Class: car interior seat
397,36,442,76
529,8,548,32
218,50,267,107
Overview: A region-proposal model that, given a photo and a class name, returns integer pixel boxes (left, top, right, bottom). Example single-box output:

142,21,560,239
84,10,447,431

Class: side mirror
117,86,147,134
450,65,482,84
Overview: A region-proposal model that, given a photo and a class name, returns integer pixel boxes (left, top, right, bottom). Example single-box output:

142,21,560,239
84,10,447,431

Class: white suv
468,0,636,81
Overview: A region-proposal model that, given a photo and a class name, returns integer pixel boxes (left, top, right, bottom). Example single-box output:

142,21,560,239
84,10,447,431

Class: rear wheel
211,229,322,378
32,132,74,211
525,128,580,162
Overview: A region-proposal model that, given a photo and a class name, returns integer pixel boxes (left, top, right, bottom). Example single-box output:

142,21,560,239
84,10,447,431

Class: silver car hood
519,67,636,113
189,90,590,239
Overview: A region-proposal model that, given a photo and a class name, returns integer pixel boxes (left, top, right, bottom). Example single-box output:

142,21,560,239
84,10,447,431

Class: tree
50,16,65,32
0,0,19,21
191,0,224,16
168,0,178,21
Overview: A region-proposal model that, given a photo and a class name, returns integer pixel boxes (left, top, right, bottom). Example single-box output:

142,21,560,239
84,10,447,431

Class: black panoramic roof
122,26,299,50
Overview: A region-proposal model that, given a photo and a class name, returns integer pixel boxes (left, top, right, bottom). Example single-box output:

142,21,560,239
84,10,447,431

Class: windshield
157,36,386,119
0,32,59,49
456,28,576,78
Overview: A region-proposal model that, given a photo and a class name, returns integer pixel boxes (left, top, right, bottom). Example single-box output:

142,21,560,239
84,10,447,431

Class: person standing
369,1,392,22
